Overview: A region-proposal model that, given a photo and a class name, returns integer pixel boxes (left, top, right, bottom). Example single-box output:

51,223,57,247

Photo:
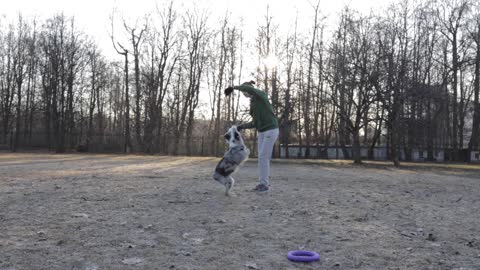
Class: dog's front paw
225,183,232,196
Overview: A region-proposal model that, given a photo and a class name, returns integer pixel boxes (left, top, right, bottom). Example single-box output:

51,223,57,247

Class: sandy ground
0,152,479,270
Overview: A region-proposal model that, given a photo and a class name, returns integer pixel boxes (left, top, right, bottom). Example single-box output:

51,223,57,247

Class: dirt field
1,153,479,270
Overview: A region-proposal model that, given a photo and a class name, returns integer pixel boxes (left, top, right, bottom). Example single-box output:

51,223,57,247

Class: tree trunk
123,53,131,153
452,31,459,160
13,73,23,152
352,129,361,164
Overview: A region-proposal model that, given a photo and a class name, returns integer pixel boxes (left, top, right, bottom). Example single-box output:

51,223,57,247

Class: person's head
241,80,256,98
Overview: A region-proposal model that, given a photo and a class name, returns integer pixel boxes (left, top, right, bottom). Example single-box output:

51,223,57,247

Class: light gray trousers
257,128,279,186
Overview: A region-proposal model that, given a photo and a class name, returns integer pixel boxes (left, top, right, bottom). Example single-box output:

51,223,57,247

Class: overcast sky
2,0,394,58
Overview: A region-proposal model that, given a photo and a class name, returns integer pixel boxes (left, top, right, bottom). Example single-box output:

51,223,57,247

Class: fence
2,132,478,162
0,131,260,157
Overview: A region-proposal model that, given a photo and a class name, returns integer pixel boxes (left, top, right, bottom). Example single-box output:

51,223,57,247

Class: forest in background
0,0,479,165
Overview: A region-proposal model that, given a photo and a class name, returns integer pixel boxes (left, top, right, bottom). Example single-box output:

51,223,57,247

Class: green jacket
234,84,278,132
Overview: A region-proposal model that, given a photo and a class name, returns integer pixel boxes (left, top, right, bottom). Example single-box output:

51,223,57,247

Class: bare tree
39,14,84,153
12,15,28,152
212,15,229,156
303,1,322,158
86,45,107,151
111,12,132,153
435,0,471,160
172,9,209,155
23,18,38,145
1,24,16,145
468,7,480,157
143,1,180,153
122,19,146,150
278,15,299,158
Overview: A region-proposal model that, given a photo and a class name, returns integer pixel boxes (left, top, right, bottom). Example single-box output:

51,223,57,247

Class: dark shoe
252,184,269,192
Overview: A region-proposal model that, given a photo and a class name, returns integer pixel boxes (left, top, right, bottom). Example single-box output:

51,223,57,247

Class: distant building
471,151,480,162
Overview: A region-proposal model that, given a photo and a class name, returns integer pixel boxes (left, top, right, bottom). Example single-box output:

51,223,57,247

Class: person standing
224,81,279,192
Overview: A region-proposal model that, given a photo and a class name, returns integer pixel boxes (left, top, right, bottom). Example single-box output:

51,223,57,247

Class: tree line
0,0,479,165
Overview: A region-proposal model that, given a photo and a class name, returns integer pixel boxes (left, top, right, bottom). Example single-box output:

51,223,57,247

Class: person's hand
224,86,234,96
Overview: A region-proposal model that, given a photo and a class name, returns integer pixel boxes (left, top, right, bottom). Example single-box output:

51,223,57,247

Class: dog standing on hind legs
213,126,250,196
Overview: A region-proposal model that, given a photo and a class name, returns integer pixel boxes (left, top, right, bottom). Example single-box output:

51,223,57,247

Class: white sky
2,0,394,116
2,0,394,59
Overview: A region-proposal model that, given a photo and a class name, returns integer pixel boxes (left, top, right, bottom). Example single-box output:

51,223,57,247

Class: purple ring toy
287,250,320,262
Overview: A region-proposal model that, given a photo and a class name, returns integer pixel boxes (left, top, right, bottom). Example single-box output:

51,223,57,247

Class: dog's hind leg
225,176,234,196
213,172,227,186
213,172,234,196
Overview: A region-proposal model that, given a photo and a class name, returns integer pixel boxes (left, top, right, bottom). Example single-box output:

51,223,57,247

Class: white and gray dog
213,126,250,196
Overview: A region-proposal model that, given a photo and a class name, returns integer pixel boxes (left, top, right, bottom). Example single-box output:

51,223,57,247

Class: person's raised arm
237,122,255,131
232,83,263,97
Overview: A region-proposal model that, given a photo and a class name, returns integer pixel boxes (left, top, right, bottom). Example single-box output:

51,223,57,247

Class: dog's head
224,125,244,148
